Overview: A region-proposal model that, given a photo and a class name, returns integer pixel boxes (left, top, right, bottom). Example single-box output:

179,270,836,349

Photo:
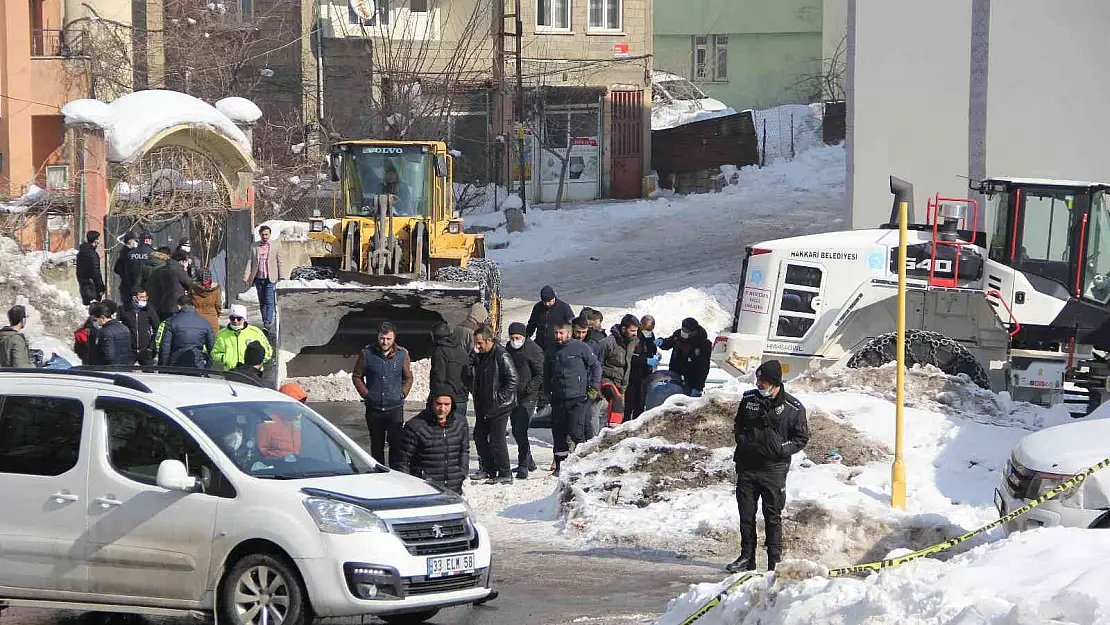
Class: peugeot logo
431,524,444,539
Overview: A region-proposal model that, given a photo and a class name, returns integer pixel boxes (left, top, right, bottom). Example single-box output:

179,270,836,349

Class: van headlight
303,497,389,534
1035,475,1084,509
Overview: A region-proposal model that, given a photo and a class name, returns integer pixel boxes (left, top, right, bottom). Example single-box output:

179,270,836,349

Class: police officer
727,360,809,573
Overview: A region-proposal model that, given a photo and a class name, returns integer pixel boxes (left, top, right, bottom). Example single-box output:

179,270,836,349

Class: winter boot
725,555,756,574
515,467,529,480
470,469,490,481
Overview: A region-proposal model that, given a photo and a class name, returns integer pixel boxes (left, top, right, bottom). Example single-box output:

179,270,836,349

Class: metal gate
610,90,644,199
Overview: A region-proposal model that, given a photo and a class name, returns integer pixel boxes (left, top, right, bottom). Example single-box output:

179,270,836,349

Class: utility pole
500,0,527,212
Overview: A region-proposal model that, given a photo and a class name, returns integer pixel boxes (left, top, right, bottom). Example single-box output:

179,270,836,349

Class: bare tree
522,89,602,210
794,34,846,103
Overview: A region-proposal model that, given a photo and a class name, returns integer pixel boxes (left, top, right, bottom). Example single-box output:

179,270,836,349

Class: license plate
426,553,475,579
994,489,1006,516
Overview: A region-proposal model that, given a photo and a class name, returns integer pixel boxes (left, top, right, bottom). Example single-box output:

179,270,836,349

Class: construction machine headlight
310,218,325,232
447,220,462,234
1035,474,1084,509
303,497,389,534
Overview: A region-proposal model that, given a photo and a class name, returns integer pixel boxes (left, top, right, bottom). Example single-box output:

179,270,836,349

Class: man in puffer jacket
157,295,215,368
659,317,713,396
727,360,809,574
471,325,518,484
595,314,640,429
394,394,470,494
212,304,272,371
93,300,135,366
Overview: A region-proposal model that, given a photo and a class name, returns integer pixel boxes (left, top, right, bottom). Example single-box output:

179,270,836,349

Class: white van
0,369,492,625
995,418,1110,533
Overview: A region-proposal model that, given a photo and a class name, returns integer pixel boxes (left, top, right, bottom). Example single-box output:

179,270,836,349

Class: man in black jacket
395,394,470,494
112,232,143,305
727,360,809,573
76,230,106,305
626,314,659,421
659,317,713,396
92,300,135,366
544,321,602,475
429,321,472,415
120,287,160,365
158,250,194,320
471,325,518,484
157,295,215,368
507,321,543,478
526,285,575,351
596,314,640,429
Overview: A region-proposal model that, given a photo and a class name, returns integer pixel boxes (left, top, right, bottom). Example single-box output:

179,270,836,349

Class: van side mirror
156,459,198,492
434,154,448,178
328,153,341,182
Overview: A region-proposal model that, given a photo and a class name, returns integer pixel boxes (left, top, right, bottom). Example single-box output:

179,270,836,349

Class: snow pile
468,144,845,265
0,237,87,363
658,528,1110,625
62,90,252,163
557,365,1075,562
751,103,826,165
215,97,263,124
0,184,48,213
629,283,736,337
652,105,739,132
284,358,431,403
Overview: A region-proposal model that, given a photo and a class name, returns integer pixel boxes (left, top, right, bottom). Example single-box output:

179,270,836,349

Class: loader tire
289,266,335,281
434,258,502,332
846,329,991,389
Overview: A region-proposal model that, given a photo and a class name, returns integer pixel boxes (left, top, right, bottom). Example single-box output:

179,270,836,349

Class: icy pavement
470,145,847,303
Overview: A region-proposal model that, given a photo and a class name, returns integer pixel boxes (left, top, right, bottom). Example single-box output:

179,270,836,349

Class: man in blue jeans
351,322,414,467
243,225,285,331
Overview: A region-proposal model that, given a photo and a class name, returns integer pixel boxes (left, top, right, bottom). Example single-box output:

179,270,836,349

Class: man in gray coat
0,305,33,368
596,314,640,430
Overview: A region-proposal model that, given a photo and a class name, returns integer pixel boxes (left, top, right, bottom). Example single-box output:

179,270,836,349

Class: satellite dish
349,0,375,20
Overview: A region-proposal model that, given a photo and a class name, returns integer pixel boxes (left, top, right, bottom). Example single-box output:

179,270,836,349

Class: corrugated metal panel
651,111,759,173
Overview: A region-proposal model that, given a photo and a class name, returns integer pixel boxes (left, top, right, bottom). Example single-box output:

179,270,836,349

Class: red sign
571,137,598,146
613,43,630,58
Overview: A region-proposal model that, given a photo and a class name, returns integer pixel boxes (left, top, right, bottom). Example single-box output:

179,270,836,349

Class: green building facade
653,0,824,110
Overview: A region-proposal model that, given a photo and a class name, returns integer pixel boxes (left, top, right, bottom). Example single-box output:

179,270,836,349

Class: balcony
30,28,83,58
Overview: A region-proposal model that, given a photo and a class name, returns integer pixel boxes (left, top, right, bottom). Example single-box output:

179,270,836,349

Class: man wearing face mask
217,418,258,469
113,232,141,306
212,304,273,372
658,317,712,397
727,360,809,573
625,314,659,421
121,287,160,365
506,322,543,478
596,314,640,429
93,299,135,366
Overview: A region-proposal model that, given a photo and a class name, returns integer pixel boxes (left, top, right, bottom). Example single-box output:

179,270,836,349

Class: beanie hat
508,321,527,336
756,360,783,387
229,304,249,320
140,231,153,241
86,230,101,243
279,383,308,402
243,340,266,367
432,322,451,340
540,285,556,301
681,317,698,331
123,232,136,243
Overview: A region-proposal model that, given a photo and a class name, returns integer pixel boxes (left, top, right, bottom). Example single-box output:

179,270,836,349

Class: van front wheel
220,553,310,625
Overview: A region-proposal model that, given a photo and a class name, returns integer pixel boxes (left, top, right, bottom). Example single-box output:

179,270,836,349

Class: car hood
296,470,444,503
1013,418,1110,475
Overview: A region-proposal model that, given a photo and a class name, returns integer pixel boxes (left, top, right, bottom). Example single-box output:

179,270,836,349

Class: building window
692,34,728,82
692,36,708,80
349,0,389,26
588,0,621,31
713,35,728,81
537,0,570,31
240,0,252,16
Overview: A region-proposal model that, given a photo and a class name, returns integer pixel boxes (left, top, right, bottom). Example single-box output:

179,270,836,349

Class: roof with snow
62,90,254,164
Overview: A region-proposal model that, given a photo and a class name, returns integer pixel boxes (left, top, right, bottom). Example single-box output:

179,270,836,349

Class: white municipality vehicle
713,176,1110,413
0,368,492,625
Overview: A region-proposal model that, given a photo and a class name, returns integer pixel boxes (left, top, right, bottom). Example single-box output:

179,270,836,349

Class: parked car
995,418,1110,533
0,368,492,625
651,71,728,113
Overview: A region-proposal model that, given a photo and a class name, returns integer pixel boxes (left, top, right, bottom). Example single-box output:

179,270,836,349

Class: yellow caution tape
675,454,1110,624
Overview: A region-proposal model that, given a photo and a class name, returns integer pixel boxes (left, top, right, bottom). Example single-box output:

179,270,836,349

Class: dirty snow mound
0,237,86,362
791,363,1076,431
285,359,431,403
629,284,736,336
658,528,1110,625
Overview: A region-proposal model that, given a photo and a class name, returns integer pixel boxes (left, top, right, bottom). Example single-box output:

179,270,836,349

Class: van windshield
179,401,379,479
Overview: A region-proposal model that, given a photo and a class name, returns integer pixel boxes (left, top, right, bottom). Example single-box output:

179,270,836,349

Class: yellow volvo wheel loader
276,140,501,377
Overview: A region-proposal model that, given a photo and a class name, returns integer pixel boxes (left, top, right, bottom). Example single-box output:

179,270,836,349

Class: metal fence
752,101,846,167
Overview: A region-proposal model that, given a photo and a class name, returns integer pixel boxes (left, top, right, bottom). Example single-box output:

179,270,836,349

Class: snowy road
478,146,848,305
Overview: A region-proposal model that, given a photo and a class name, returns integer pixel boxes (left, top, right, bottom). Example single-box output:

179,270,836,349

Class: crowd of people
350,285,715,486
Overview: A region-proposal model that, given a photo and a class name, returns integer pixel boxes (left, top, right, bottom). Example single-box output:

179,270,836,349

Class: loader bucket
275,276,483,379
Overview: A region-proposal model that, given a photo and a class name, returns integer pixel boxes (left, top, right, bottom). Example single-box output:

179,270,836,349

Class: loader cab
340,144,437,219
983,178,1110,308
